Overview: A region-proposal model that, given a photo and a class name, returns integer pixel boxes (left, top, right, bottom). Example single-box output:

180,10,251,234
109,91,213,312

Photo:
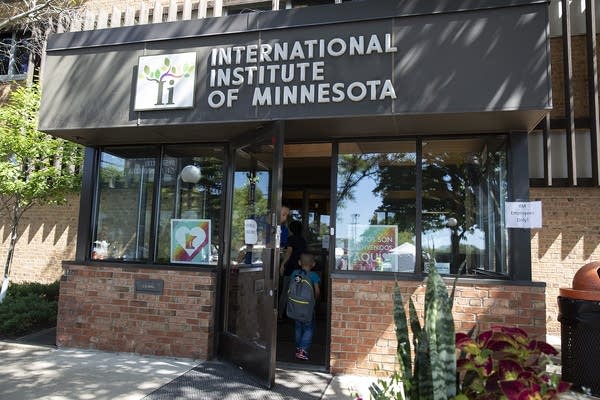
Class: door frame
218,121,284,388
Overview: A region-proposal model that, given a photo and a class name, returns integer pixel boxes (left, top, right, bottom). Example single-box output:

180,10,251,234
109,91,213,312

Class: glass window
0,33,29,80
575,130,592,179
422,137,508,276
226,2,272,14
156,145,225,264
92,144,225,265
550,131,568,179
528,130,544,179
529,129,593,184
291,0,333,7
93,147,158,262
229,146,272,266
336,141,417,272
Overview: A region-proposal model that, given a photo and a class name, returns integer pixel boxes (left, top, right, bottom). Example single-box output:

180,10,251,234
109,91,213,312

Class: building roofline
46,0,549,51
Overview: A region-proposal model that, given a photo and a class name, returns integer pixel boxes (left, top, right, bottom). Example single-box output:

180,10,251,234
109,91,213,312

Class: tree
0,84,82,300
0,0,84,78
0,0,84,31
1,0,55,31
336,153,380,205
231,176,268,253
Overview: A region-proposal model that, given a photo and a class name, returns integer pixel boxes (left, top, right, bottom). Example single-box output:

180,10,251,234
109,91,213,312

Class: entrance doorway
277,143,332,369
220,134,331,387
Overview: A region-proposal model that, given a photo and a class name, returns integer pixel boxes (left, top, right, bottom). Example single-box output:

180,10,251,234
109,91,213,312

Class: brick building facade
2,0,599,381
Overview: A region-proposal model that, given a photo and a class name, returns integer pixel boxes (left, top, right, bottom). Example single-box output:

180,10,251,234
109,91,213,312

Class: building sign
134,34,398,112
348,225,397,271
206,33,398,109
134,279,164,295
39,3,552,134
170,219,211,264
134,52,196,111
505,201,542,228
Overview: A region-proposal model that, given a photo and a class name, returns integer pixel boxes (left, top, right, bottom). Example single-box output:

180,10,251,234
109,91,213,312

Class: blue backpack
286,271,315,323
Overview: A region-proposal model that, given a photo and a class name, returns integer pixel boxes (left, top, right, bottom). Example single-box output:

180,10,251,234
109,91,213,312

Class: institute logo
134,52,196,111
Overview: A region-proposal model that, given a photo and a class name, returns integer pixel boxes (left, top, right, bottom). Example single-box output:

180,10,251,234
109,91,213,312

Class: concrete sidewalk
2,339,593,400
0,338,372,400
0,342,198,400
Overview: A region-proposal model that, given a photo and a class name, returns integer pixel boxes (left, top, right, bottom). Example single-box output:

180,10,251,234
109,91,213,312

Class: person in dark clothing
280,205,290,248
278,220,307,319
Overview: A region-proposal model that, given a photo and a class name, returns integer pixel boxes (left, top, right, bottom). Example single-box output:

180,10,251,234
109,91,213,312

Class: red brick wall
57,264,216,359
329,278,546,376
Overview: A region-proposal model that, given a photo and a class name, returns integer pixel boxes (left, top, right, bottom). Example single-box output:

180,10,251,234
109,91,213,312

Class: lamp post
446,217,459,274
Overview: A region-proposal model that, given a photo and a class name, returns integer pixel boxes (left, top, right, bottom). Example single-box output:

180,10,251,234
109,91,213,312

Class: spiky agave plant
378,264,457,400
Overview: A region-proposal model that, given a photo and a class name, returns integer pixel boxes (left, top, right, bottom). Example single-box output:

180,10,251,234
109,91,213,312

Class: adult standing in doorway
280,205,290,249
278,219,307,319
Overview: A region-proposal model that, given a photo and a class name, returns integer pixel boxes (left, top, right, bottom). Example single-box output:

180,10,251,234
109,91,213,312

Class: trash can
558,261,600,397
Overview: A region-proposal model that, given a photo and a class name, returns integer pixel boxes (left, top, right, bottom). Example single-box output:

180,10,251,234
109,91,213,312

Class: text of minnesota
207,80,396,108
251,80,396,106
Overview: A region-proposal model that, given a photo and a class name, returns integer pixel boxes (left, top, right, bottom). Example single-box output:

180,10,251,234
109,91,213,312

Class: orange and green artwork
170,219,211,264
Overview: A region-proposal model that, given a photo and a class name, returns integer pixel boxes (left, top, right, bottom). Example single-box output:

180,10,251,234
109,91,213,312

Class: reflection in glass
156,145,224,264
226,142,273,343
421,137,507,276
336,141,417,272
93,147,157,261
230,168,270,265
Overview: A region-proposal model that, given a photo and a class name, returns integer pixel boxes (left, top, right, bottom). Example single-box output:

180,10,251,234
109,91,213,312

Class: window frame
85,143,227,268
331,133,530,281
529,127,596,187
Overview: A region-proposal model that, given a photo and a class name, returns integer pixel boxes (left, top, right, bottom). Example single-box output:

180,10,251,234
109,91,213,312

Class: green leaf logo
140,54,195,85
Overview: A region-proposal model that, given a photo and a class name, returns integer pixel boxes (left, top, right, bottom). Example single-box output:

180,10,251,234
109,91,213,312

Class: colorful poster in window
347,225,397,271
170,219,211,264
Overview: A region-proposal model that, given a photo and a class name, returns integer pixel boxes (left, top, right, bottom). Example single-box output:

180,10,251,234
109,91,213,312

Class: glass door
219,124,283,388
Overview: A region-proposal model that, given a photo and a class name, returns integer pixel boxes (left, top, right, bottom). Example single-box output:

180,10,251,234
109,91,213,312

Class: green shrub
6,281,60,301
366,265,457,400
0,281,59,338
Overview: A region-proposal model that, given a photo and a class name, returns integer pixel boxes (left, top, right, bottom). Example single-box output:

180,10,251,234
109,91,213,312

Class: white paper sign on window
134,52,196,111
505,201,542,228
244,219,258,244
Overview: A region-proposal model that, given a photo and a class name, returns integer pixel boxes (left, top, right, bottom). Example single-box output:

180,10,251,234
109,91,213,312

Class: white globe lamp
180,165,201,184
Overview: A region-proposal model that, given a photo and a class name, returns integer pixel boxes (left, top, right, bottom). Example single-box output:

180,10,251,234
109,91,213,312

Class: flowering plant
455,326,571,400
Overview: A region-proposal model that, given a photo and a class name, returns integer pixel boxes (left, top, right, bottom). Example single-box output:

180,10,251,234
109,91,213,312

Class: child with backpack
286,252,320,361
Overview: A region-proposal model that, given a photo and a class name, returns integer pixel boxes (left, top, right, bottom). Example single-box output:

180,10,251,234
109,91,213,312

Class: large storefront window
92,145,224,265
336,141,417,272
422,137,508,276
335,137,508,276
156,145,224,264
